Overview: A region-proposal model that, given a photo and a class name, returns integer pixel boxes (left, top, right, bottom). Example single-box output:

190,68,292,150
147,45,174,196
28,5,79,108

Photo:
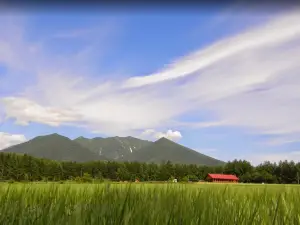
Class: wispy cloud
263,136,300,146
247,151,300,165
173,121,227,129
0,9,300,145
51,19,121,40
51,28,97,39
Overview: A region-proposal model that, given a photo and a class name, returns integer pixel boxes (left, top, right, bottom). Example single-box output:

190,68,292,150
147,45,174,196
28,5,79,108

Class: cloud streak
123,10,300,88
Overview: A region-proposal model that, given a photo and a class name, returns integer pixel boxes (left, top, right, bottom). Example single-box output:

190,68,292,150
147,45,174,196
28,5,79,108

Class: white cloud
140,129,182,142
0,132,27,150
1,97,81,126
0,9,300,146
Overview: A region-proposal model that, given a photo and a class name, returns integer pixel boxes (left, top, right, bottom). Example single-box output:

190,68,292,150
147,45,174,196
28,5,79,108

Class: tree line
0,152,299,184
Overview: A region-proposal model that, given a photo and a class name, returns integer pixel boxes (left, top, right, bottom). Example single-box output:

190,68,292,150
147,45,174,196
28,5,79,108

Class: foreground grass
0,183,299,225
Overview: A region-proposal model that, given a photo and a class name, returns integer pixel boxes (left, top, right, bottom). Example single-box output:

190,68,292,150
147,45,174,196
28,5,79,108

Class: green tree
117,165,130,181
224,159,253,177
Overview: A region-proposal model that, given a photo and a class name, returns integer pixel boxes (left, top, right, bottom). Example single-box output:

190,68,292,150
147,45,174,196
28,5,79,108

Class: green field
0,183,299,225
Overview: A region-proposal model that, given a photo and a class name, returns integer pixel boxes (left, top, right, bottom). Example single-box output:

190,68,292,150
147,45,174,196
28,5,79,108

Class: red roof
207,173,239,180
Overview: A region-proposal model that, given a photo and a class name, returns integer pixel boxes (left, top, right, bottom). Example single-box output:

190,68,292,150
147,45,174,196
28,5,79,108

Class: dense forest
0,152,299,184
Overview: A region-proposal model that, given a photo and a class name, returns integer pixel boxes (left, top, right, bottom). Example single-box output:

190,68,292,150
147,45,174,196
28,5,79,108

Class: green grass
0,183,300,225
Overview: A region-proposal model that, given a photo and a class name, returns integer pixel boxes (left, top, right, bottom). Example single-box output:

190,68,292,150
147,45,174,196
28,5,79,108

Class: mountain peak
92,137,103,140
133,136,224,166
48,133,71,139
156,137,174,143
74,136,90,141
46,133,59,136
33,133,68,140
76,136,85,139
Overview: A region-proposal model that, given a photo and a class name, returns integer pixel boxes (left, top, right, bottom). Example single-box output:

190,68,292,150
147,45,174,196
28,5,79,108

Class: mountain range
2,133,224,166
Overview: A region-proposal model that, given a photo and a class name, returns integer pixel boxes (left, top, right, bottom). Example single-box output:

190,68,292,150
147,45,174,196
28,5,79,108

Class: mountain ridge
2,133,225,166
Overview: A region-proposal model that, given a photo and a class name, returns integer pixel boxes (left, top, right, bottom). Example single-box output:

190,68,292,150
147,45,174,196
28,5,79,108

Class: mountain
74,136,152,160
2,133,224,166
130,137,224,166
2,133,105,162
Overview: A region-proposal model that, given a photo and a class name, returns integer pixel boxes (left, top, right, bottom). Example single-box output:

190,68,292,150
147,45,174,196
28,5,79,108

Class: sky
0,4,300,165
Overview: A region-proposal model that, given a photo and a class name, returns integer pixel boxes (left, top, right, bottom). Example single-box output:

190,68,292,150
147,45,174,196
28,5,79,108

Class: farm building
206,173,239,183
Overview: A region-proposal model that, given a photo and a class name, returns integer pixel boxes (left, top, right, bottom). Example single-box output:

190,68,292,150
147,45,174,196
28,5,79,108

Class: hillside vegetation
74,136,151,160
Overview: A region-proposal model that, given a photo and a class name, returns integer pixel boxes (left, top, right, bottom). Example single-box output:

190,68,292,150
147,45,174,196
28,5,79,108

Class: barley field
0,183,299,225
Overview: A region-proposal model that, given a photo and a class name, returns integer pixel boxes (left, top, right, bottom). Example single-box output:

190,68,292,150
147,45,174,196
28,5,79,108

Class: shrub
181,176,189,183
188,175,199,182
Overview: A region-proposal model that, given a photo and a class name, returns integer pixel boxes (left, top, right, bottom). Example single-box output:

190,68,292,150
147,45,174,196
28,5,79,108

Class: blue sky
1,5,300,165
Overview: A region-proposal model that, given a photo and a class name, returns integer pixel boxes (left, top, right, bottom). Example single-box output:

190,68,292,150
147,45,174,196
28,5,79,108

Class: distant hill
130,137,224,166
74,136,151,160
2,133,105,162
2,133,224,166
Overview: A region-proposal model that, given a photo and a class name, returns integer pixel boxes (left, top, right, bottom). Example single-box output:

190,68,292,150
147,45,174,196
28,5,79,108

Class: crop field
0,183,300,225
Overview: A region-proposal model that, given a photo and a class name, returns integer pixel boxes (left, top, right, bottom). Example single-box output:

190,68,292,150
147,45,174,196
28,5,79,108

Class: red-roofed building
206,173,239,183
